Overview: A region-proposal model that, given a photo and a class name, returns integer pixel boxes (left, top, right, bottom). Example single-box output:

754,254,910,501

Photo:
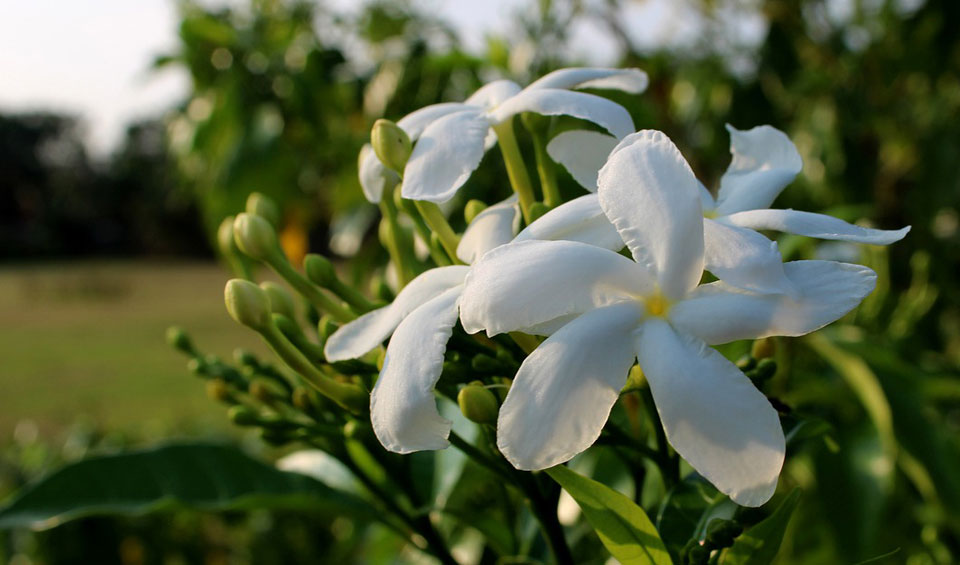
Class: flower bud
224,279,272,331
471,354,504,374
464,199,488,224
736,355,756,371
165,326,194,355
292,387,315,412
304,254,337,288
228,405,259,426
370,119,412,173
751,337,776,360
528,202,550,222
187,358,204,376
206,378,232,403
749,358,777,383
245,191,281,228
458,382,499,424
217,215,240,256
705,519,743,548
233,213,278,262
259,281,296,319
249,377,286,403
233,348,258,368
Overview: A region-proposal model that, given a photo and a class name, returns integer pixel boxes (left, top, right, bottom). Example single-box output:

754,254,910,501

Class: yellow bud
233,213,278,261
370,119,412,173
751,337,777,360
245,191,281,228
206,378,232,403
217,215,240,257
224,279,272,331
458,382,500,424
464,199,488,224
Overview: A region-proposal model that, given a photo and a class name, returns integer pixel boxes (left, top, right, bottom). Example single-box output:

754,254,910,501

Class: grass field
0,260,268,437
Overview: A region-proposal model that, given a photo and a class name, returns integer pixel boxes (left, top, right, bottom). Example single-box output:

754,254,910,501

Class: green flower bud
165,326,194,355
245,191,281,228
458,382,500,424
259,281,296,319
304,254,337,288
751,337,776,360
471,353,504,374
206,378,232,403
259,429,291,446
292,387,315,412
224,279,272,331
228,405,259,426
233,213,278,262
528,202,550,222
736,355,757,371
370,119,412,173
464,199,488,224
249,377,286,403
705,519,743,549
217,215,240,256
749,358,777,383
187,358,205,376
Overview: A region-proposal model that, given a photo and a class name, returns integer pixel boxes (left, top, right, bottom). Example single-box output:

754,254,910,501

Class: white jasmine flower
358,68,648,205
543,125,909,295
458,130,880,506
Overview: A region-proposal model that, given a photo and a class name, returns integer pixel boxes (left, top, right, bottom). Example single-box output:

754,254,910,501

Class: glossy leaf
0,443,376,530
546,465,672,565
719,488,801,565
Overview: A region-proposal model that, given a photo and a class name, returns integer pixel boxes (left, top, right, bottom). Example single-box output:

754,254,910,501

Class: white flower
543,124,909,295
458,130,880,506
358,68,648,205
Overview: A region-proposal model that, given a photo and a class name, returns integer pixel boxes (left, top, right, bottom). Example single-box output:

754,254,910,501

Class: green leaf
719,488,802,565
546,465,672,565
656,475,729,559
0,443,376,530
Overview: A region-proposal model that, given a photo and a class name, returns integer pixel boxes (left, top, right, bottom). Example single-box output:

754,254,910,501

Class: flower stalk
492,119,537,224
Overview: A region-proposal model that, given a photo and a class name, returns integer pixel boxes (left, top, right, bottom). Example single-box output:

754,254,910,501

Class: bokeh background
1,0,958,563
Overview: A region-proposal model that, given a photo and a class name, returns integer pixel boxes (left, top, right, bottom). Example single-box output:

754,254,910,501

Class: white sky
0,0,713,156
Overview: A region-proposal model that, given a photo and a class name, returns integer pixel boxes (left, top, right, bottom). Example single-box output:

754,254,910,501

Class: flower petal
669,260,877,345
396,102,468,140
402,109,492,203
324,265,470,361
489,89,634,139
371,286,461,453
497,302,644,470
724,208,911,245
464,79,522,109
459,239,654,336
456,195,521,264
703,218,796,296
546,130,618,191
515,193,623,251
597,130,705,299
699,181,716,212
525,67,649,94
715,124,803,215
638,319,784,507
358,144,397,204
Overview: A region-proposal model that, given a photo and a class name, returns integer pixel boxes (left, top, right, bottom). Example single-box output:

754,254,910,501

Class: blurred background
1,0,958,563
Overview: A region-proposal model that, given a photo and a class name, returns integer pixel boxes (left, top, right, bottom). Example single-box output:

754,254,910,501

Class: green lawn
0,260,267,435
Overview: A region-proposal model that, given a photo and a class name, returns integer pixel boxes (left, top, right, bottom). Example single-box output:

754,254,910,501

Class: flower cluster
231,67,909,508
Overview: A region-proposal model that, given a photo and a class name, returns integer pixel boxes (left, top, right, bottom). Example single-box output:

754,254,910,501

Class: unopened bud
187,358,205,376
736,355,756,372
292,387,314,412
705,519,743,548
245,192,281,228
458,382,499,424
233,213,278,261
166,326,194,355
217,215,240,256
225,279,272,331
233,348,258,368
249,378,285,403
528,202,550,222
471,354,503,374
260,281,296,319
304,254,337,287
259,429,291,446
206,378,232,403
750,358,777,383
227,405,259,426
464,200,488,224
370,119,412,173
751,337,776,360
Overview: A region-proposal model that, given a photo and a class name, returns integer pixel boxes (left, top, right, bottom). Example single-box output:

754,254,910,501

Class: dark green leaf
0,443,376,530
546,465,672,565
719,488,801,565
656,475,728,559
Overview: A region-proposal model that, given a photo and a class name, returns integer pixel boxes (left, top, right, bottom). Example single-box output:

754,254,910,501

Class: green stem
379,184,418,286
267,254,355,322
508,331,540,354
532,133,561,208
641,387,679,488
493,119,537,224
414,200,463,264
403,199,453,266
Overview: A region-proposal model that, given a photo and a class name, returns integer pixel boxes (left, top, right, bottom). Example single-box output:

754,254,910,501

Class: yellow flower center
644,292,671,318
703,208,718,219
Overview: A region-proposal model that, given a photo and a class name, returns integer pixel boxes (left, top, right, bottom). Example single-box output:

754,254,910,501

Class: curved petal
459,239,654,336
639,319,784,507
489,89,634,139
371,286,461,453
669,260,877,345
358,144,397,204
724,208,911,245
396,102,468,140
497,302,644,470
456,195,521,264
715,124,803,215
597,130,705,299
465,79,522,110
525,67,649,94
401,109,491,203
324,265,470,361
515,194,623,251
546,130,618,191
703,218,796,296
